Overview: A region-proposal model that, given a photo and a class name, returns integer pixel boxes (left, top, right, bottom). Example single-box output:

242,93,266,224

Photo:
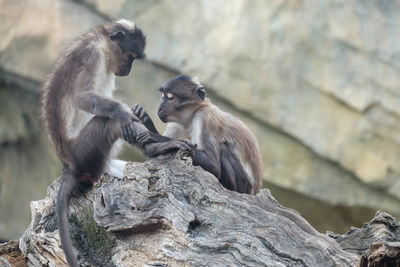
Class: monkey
132,75,263,195
42,19,145,267
41,19,194,267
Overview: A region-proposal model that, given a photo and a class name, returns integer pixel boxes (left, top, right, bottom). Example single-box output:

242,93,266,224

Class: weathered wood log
2,152,399,266
0,240,26,267
328,210,400,256
328,210,400,267
359,242,400,267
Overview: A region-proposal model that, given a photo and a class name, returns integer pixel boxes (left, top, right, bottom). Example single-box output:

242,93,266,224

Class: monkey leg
70,116,123,183
57,117,123,267
219,142,252,194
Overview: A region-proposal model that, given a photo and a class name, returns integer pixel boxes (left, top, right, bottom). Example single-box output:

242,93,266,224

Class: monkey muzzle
117,57,135,76
158,114,168,123
117,64,132,76
157,108,168,123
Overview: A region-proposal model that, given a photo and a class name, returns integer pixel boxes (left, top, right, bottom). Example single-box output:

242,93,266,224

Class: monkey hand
132,104,158,133
165,139,196,152
119,109,140,144
117,108,140,126
132,104,150,123
122,122,137,144
136,131,164,148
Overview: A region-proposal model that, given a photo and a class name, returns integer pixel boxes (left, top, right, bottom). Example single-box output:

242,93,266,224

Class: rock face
2,0,400,239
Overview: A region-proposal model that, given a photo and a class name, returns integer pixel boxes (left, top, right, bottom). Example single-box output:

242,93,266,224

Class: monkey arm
141,139,194,157
192,148,221,179
75,92,137,124
136,131,172,146
129,123,194,157
192,137,221,179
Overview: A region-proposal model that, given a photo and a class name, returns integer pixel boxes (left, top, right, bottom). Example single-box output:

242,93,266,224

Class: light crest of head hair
116,19,135,29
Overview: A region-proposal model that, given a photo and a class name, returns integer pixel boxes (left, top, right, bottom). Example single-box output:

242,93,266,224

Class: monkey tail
56,168,80,267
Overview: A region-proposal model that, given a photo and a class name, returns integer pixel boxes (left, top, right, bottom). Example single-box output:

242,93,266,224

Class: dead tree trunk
1,152,399,266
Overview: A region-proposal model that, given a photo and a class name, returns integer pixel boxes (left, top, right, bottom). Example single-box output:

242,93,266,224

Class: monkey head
157,75,206,125
106,19,146,76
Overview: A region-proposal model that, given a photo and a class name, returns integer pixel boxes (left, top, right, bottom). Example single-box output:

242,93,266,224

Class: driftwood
1,152,399,266
328,210,400,267
0,240,26,267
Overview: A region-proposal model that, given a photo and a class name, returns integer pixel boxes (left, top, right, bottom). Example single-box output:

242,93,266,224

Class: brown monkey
41,19,189,267
133,75,263,195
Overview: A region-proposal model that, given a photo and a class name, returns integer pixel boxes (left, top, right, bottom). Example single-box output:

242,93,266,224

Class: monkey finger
133,104,141,113
182,144,194,151
137,132,150,145
136,134,146,143
130,113,140,122
132,103,139,112
182,139,196,148
139,137,152,148
182,143,194,151
183,141,196,150
123,124,134,143
136,131,148,140
126,124,134,141
177,139,195,149
175,141,192,151
133,105,142,118
140,135,152,145
139,108,146,119
122,126,132,143
127,127,136,144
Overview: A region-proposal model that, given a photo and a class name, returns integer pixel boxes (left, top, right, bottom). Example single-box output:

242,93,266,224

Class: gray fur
42,20,146,266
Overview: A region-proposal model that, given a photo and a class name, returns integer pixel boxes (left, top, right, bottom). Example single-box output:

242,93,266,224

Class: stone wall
1,0,400,239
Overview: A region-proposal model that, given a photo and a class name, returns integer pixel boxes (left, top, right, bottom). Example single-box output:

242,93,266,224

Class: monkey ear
110,30,125,41
197,87,206,101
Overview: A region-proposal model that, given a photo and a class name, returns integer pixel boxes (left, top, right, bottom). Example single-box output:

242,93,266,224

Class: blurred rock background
1,0,400,241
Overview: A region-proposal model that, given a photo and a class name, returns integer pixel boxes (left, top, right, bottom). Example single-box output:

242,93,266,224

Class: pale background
1,0,400,241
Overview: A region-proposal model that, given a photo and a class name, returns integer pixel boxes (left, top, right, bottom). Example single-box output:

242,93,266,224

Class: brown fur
156,75,263,194
197,99,263,194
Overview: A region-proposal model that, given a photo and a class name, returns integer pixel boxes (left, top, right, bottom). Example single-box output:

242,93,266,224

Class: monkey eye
162,92,174,100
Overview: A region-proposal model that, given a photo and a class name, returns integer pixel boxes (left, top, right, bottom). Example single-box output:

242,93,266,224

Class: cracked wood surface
5,152,400,266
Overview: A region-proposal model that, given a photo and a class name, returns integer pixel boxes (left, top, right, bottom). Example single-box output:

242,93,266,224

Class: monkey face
157,75,206,125
109,22,146,76
157,90,180,123
115,53,135,76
